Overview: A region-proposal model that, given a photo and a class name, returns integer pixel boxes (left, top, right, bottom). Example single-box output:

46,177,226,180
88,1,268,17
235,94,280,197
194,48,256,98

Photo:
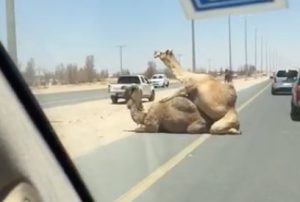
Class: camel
125,85,211,133
154,49,240,134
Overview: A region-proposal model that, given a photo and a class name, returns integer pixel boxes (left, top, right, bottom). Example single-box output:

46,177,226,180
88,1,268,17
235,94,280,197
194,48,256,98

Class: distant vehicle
271,69,299,95
108,75,155,103
291,76,300,120
149,74,169,88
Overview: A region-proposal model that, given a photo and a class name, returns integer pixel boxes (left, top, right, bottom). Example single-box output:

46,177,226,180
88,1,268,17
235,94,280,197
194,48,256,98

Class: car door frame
140,76,152,97
0,42,94,202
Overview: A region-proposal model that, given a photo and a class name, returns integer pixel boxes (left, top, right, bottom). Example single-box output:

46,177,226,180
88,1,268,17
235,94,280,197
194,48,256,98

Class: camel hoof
134,126,145,133
228,128,242,135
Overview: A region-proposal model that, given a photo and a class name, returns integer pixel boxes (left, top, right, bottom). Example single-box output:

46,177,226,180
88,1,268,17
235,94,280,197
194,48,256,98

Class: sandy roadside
43,77,269,159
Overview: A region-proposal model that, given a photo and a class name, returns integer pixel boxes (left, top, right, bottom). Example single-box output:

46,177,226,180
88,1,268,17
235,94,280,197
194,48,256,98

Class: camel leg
187,119,209,134
159,88,187,103
209,109,241,135
136,116,160,133
134,124,159,133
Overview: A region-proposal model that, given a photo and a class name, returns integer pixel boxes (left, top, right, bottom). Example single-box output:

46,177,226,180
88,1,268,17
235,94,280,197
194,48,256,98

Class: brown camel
125,85,211,133
154,49,240,134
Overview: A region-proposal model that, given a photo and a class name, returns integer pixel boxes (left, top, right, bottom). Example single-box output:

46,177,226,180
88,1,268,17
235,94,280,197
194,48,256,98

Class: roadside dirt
43,77,269,158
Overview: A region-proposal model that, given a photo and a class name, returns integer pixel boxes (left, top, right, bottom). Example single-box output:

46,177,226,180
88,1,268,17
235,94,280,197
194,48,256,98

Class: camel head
154,49,181,75
154,49,175,60
125,85,143,110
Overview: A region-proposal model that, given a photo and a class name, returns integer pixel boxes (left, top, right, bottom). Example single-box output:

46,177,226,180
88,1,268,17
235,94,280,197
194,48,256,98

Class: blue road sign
180,0,287,19
192,0,274,11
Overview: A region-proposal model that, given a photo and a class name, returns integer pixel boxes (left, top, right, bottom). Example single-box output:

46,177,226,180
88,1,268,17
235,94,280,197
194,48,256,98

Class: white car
271,69,299,95
108,75,155,103
149,74,169,88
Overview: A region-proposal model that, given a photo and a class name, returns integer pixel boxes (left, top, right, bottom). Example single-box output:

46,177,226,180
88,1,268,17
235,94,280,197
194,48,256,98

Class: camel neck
161,58,185,77
128,99,146,125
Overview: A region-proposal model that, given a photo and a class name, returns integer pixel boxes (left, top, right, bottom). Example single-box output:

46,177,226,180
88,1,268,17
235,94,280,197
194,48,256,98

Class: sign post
180,0,287,73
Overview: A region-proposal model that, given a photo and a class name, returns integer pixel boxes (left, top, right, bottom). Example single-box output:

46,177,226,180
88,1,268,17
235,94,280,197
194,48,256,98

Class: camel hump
169,97,198,113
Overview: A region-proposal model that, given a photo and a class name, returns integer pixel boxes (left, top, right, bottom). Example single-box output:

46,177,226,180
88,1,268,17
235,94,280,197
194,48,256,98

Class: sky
1,0,300,74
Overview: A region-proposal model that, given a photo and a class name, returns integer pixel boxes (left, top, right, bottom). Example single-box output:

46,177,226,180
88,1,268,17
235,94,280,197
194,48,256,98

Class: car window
276,70,287,77
287,70,298,78
118,76,140,84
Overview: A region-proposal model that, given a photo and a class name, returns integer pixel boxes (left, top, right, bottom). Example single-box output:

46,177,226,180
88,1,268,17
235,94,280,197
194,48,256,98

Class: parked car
291,76,300,120
149,74,169,88
108,75,155,103
271,69,299,95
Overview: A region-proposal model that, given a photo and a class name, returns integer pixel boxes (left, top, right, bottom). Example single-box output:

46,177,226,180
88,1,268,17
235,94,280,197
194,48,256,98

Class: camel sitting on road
154,50,240,134
125,85,211,133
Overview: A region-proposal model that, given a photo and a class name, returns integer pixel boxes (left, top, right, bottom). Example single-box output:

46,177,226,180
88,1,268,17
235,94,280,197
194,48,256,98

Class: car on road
149,74,169,88
271,69,299,95
108,75,155,103
291,76,300,120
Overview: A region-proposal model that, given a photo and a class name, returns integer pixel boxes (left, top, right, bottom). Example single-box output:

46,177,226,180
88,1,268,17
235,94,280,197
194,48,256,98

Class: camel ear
166,49,173,56
154,51,160,58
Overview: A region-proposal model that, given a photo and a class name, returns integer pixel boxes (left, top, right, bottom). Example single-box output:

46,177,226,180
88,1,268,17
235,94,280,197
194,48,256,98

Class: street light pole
5,0,18,65
265,42,268,75
260,36,263,74
191,20,196,72
177,54,183,64
228,15,232,71
208,58,211,73
254,28,257,71
116,45,126,74
244,16,248,73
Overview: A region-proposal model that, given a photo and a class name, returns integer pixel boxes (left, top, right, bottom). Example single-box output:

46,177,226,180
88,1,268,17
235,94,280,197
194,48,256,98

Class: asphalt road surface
35,83,181,108
74,80,300,202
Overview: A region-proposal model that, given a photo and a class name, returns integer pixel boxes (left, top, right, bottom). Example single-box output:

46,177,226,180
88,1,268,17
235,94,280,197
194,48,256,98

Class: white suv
108,75,155,103
149,74,169,88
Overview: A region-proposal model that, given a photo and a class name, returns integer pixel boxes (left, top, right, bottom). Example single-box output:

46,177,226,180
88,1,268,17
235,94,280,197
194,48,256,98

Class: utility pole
244,16,248,75
208,58,211,73
254,28,257,71
177,54,183,64
265,42,268,75
270,51,274,74
260,36,263,74
6,0,18,65
228,15,232,71
116,45,126,74
191,20,196,72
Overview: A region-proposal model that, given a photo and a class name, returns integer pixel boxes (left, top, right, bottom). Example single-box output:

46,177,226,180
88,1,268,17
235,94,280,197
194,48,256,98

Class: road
35,83,181,108
74,80,300,202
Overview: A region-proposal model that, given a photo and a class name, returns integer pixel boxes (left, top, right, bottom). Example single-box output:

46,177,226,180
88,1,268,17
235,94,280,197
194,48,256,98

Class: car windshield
2,1,300,202
276,70,298,78
287,70,298,78
276,70,287,77
117,76,140,84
